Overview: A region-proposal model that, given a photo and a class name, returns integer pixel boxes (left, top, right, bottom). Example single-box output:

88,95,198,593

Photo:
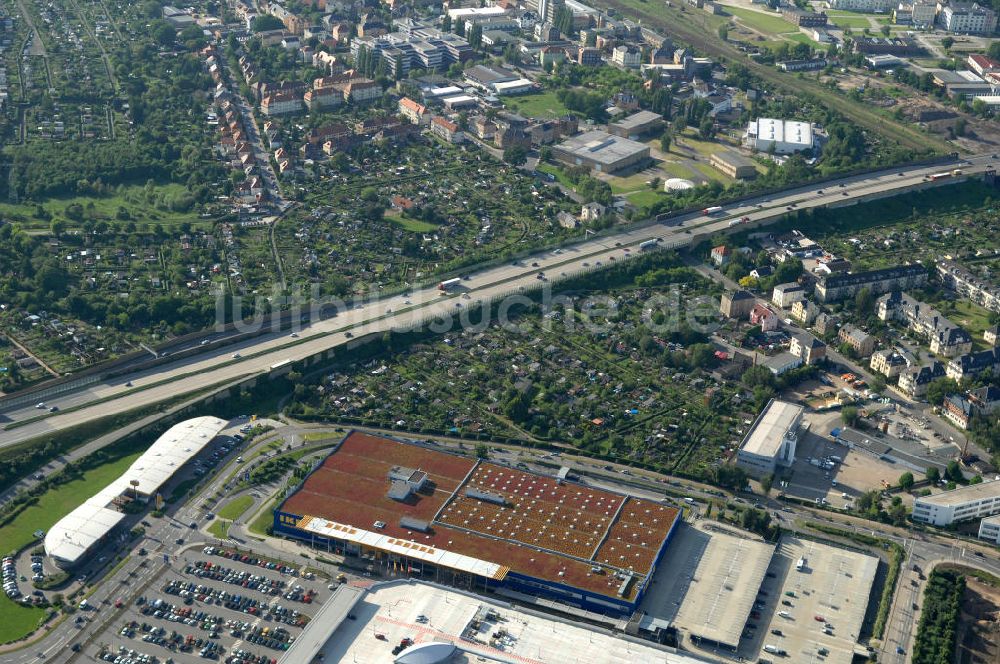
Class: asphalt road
1,155,994,451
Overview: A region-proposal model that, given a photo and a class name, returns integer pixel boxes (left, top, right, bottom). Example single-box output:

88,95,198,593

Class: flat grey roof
610,110,662,130
640,523,775,649
278,583,365,664
756,536,878,664
711,151,755,169
556,130,649,165
916,479,1000,508
740,399,804,458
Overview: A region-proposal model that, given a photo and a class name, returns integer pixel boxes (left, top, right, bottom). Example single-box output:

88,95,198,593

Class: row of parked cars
185,560,287,591
2,556,20,599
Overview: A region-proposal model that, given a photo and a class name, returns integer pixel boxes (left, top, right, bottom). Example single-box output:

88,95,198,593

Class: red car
814,615,825,622
114,598,123,608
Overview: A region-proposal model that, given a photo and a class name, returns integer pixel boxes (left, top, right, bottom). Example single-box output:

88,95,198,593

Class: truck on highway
728,217,750,227
927,169,962,181
438,278,462,292
639,239,659,251
702,206,723,215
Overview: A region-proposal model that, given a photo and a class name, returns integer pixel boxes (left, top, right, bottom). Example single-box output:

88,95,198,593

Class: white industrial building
978,513,1000,543
912,480,1000,527
44,416,227,567
736,399,805,476
744,118,815,154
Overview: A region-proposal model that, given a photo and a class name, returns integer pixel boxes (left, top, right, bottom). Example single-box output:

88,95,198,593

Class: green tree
898,471,914,491
475,443,489,459
926,466,941,484
855,286,874,317
942,36,955,50
503,146,528,167
841,406,859,427
760,473,774,496
926,377,959,406
946,460,963,483
251,15,285,32
718,25,729,41
660,131,672,153
468,23,483,49
715,464,747,490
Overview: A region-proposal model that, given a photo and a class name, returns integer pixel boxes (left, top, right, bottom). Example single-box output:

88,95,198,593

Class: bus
438,278,462,292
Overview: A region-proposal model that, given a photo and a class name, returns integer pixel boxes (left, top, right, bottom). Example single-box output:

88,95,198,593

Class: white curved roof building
45,416,227,567
394,642,458,664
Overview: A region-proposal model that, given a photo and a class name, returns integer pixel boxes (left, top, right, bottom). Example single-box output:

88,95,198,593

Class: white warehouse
736,399,805,476
44,416,228,568
912,480,1000,527
744,118,815,154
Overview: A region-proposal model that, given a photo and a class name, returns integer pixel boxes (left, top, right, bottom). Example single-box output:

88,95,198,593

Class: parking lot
80,546,333,664
753,536,879,664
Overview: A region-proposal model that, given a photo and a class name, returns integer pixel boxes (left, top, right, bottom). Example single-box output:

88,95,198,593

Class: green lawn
826,14,873,28
0,451,141,643
0,452,142,555
0,183,207,231
208,520,230,539
217,495,254,522
727,6,797,34
386,212,438,233
782,32,823,47
504,90,573,119
625,189,666,208
935,299,994,345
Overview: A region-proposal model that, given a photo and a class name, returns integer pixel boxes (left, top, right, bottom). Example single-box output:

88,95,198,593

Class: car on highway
48,406,59,413
232,353,241,359
290,333,298,338
35,402,45,409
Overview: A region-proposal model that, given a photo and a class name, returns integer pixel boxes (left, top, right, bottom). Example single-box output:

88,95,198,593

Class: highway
0,154,994,449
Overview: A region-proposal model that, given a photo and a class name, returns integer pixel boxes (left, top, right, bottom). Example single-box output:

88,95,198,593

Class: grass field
0,451,141,643
504,90,574,119
217,495,254,522
208,519,230,539
624,189,666,208
726,6,797,34
0,183,206,231
935,298,994,346
826,13,874,28
0,452,142,554
386,212,438,233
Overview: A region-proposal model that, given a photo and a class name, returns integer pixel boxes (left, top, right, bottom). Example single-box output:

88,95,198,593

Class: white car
35,402,45,409
232,353,241,359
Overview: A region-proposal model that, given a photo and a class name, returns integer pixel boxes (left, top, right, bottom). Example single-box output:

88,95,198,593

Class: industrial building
274,432,680,618
912,480,1000,526
607,110,663,139
552,130,651,174
45,416,228,567
279,579,715,664
736,399,805,476
710,151,757,180
744,118,815,154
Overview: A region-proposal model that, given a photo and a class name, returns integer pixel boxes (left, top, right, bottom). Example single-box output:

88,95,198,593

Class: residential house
943,386,1000,430
580,202,606,221
342,79,382,104
814,264,928,303
898,361,946,397
937,260,1000,313
398,97,429,125
261,90,302,116
946,347,1000,382
876,291,973,357
720,290,756,319
430,116,463,143
711,245,732,266
790,333,827,365
611,45,642,69
791,299,819,325
772,282,806,308
303,86,342,111
985,324,1000,346
813,312,840,336
750,303,779,332
839,324,876,357
870,349,912,378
